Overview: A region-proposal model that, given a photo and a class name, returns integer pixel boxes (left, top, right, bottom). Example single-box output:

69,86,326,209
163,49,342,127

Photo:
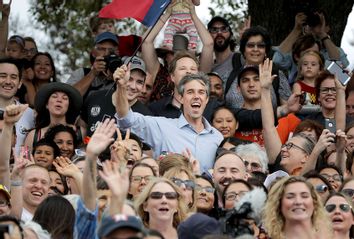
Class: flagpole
105,1,171,96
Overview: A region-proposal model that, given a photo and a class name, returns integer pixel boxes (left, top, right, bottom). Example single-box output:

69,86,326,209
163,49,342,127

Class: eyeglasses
342,188,354,197
246,42,266,49
209,26,230,34
0,200,9,207
24,48,38,55
315,184,328,193
149,191,178,200
320,87,336,94
195,185,215,193
320,173,342,182
225,191,247,201
281,142,307,153
244,161,261,170
131,175,153,183
325,203,352,213
171,177,195,190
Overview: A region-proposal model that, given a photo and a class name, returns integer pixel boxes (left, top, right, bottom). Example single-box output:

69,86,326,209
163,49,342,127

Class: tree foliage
30,0,142,76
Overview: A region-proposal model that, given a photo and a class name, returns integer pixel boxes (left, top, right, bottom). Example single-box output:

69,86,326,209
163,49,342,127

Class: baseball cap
207,16,231,31
237,65,259,85
98,214,144,238
95,32,119,45
177,213,221,239
123,56,146,75
0,184,11,201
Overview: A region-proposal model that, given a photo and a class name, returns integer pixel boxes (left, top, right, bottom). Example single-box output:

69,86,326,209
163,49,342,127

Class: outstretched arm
0,104,27,188
260,59,282,164
83,118,116,211
114,64,130,118
141,4,172,80
188,0,213,73
0,0,11,58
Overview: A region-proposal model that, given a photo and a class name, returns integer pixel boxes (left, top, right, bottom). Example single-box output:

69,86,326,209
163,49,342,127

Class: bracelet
321,35,330,42
10,180,22,187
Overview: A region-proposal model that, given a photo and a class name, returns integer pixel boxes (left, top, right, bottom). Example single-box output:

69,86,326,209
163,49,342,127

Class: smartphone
326,61,351,86
325,118,336,134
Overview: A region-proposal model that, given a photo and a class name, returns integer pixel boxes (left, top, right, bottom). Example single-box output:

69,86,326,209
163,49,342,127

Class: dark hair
292,34,320,63
33,195,75,239
304,170,335,194
293,119,324,140
222,179,252,205
239,26,272,58
210,105,236,124
97,176,109,190
33,138,61,159
24,37,38,49
48,169,69,195
0,215,24,239
319,164,344,182
315,70,335,98
45,124,78,150
0,57,23,79
30,52,57,82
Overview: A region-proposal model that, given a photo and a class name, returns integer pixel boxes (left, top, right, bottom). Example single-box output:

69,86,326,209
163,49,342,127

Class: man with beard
208,16,237,89
212,150,248,208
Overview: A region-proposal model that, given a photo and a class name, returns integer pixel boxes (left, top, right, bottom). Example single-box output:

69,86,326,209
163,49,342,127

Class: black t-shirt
81,89,153,137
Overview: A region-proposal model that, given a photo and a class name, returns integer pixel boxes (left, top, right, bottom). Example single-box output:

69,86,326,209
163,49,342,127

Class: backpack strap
224,52,242,96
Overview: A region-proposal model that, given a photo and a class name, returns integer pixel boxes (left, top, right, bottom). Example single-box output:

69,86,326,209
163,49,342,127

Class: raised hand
259,58,275,89
182,148,200,175
4,104,28,125
53,156,81,177
98,160,129,198
336,129,347,153
113,64,130,88
87,119,116,156
11,146,32,181
110,128,131,167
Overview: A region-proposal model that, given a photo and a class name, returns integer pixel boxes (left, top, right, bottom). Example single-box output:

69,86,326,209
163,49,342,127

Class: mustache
219,177,232,185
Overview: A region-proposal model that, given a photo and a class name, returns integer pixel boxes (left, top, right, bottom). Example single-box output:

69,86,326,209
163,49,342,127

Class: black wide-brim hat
34,82,83,118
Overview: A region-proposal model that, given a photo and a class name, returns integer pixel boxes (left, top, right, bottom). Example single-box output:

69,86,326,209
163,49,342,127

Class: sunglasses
149,191,178,200
171,177,195,190
320,173,342,182
325,203,352,213
315,184,328,193
195,185,215,193
342,188,354,197
209,26,230,34
245,42,266,49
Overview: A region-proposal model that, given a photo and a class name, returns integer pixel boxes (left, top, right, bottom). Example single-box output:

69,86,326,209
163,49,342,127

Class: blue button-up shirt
116,110,223,172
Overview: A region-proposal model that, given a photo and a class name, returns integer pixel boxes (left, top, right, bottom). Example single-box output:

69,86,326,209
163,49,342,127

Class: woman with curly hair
263,176,332,239
134,177,188,239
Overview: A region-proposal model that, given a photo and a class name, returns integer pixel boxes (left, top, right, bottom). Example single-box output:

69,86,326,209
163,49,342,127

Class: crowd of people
0,0,354,239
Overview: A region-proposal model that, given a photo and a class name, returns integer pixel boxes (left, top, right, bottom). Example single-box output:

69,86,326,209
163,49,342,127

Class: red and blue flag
99,0,171,27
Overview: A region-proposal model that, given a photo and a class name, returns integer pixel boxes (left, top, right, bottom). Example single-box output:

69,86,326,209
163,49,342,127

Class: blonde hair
134,177,188,228
263,176,331,239
158,153,192,175
163,166,197,212
297,50,324,81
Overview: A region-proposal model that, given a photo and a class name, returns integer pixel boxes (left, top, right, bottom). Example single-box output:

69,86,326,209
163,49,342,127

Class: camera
103,54,123,73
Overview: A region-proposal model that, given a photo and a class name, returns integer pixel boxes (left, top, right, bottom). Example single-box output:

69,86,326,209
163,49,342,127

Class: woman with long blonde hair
263,176,332,239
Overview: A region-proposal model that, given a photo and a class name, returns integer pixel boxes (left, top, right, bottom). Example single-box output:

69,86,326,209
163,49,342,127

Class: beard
214,35,231,52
